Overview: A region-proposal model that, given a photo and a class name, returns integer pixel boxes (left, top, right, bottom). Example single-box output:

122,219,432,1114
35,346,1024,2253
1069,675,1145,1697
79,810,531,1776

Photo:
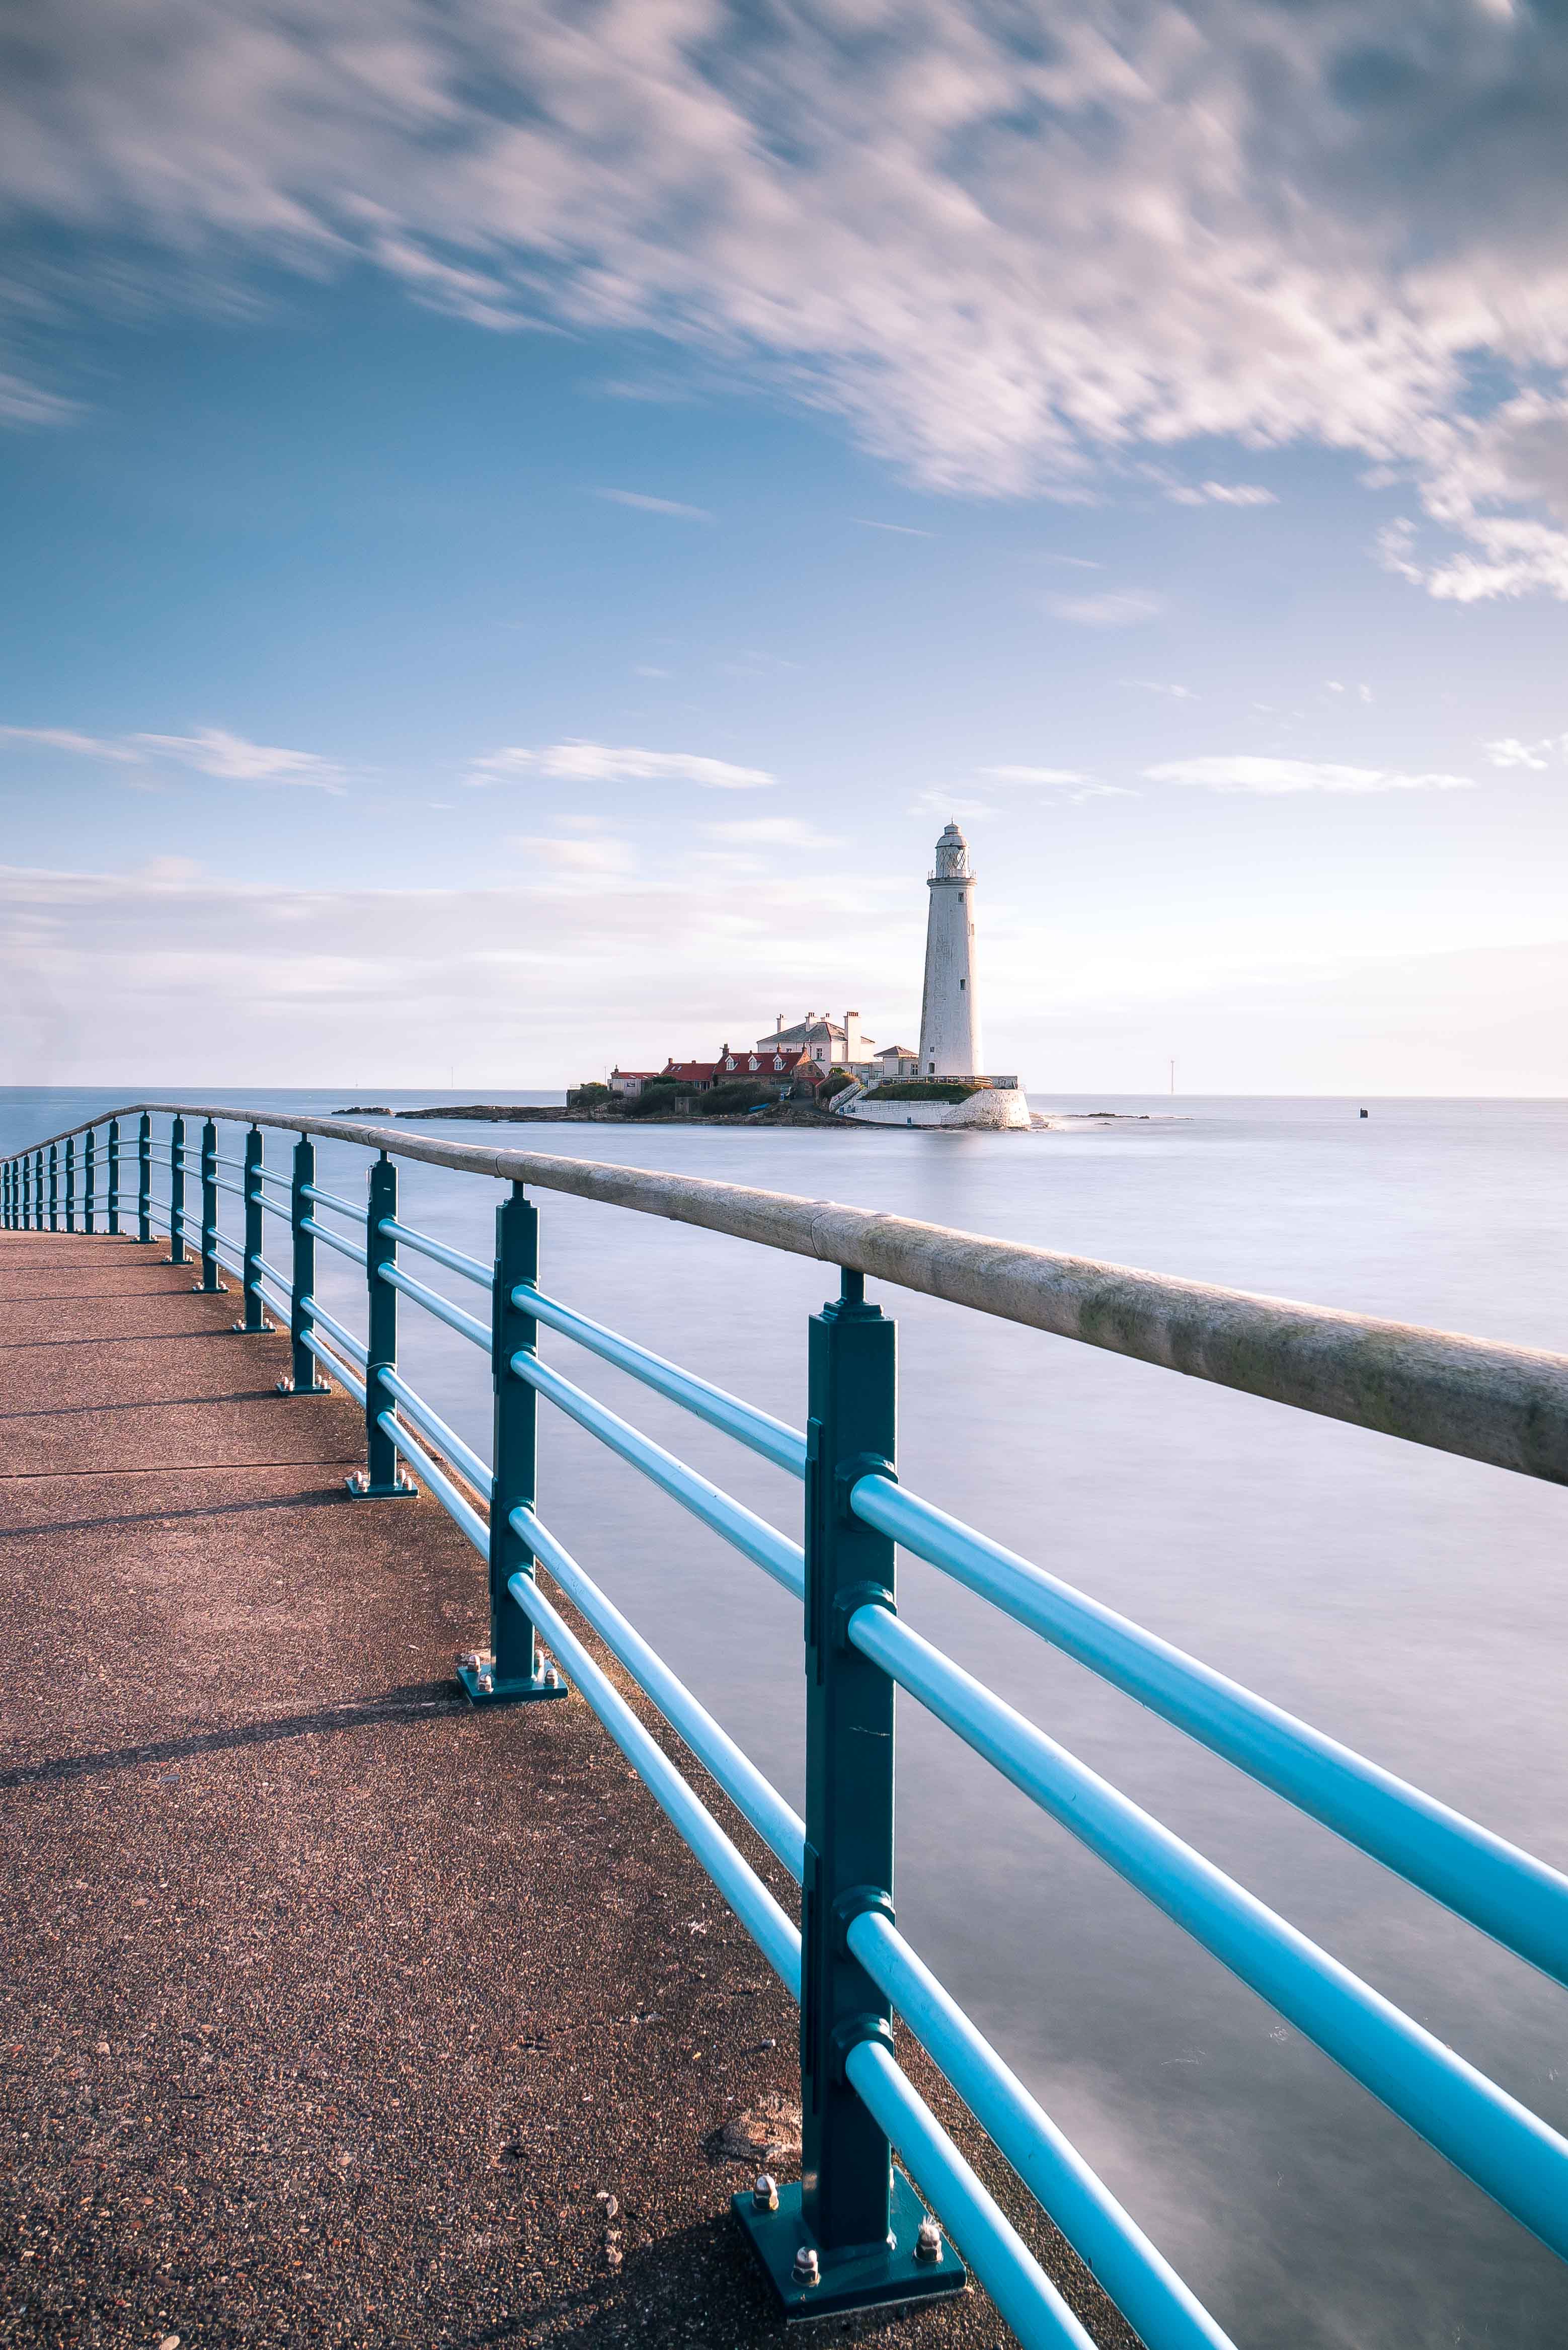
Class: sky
3,1,1567,1094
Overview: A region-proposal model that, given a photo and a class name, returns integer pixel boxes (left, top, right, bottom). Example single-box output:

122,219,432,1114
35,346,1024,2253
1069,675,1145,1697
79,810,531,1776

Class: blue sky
3,4,1568,1092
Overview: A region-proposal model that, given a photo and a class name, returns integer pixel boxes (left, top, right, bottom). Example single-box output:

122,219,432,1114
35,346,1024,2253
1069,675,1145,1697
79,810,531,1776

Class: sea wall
836,1085,1030,1130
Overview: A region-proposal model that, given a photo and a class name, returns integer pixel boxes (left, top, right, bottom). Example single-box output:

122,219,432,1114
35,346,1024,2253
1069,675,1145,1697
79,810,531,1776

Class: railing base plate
456,1663,570,1707
232,1318,277,1334
345,1473,419,1501
733,2174,966,2319
275,1377,332,1397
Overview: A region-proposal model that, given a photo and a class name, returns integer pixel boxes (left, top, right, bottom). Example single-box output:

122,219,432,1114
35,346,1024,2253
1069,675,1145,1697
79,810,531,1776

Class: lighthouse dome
932,821,971,880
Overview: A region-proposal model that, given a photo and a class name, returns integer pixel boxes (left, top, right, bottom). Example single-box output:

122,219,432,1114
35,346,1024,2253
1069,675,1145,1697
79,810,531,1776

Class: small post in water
234,1127,271,1333
137,1115,151,1244
107,1119,120,1236
736,1266,964,2315
198,1119,224,1292
348,1154,414,1499
167,1117,187,1265
279,1134,331,1395
458,1182,567,1706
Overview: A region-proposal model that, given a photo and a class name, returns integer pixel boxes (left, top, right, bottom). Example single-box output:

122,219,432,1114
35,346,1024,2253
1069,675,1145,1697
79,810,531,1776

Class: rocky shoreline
391,1102,867,1129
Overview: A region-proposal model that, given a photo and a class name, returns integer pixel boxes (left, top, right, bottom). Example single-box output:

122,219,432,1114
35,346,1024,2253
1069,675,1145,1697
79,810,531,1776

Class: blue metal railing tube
107,1119,119,1236
199,1119,223,1293
286,1137,334,1391
461,1183,563,1707
136,1114,150,1244
167,1117,186,1265
853,1477,1568,1990
238,1127,269,1334
84,1127,95,1234
355,1156,412,1500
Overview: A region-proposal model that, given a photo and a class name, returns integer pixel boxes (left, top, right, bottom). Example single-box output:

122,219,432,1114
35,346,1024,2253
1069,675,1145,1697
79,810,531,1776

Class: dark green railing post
63,1136,75,1232
349,1155,414,1500
136,1115,151,1244
279,1135,330,1395
739,1267,959,2313
457,1183,567,1707
107,1120,120,1236
34,1149,43,1228
166,1116,186,1265
48,1144,58,1232
3,1160,11,1228
234,1126,270,1333
84,1128,96,1234
197,1118,223,1292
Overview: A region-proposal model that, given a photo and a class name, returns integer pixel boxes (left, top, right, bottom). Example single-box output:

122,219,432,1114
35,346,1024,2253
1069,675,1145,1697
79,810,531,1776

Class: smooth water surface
6,1087,1566,2349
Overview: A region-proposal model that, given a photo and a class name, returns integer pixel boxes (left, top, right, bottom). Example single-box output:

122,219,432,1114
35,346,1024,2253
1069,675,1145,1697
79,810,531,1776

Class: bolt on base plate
275,1376,333,1396
456,1661,570,1707
733,2174,965,2320
344,1471,419,1500
232,1317,277,1335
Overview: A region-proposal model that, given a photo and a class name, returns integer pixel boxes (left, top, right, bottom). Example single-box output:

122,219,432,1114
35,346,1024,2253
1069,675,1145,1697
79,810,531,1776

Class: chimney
844,1010,862,1060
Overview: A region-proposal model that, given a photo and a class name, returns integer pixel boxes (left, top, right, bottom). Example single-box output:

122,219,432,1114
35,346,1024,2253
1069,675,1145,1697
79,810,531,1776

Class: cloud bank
5,3,1568,594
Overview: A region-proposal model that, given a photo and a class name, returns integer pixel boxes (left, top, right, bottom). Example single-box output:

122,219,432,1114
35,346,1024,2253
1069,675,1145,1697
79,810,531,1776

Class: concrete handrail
12,1099,1568,1485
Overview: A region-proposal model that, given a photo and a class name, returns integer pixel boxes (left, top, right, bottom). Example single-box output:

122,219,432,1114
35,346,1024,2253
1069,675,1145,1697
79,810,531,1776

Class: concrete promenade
0,1231,1136,2350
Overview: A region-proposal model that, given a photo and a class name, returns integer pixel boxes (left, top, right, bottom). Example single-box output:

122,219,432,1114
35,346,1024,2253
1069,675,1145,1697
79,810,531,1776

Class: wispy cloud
506,832,635,879
1046,590,1162,628
853,518,933,538
1129,681,1198,700
0,726,142,761
1145,758,1474,796
1166,482,1278,508
469,741,774,790
1483,735,1567,769
133,727,345,790
0,722,344,787
595,489,713,521
979,766,1090,787
0,371,83,429
908,791,996,823
701,816,839,848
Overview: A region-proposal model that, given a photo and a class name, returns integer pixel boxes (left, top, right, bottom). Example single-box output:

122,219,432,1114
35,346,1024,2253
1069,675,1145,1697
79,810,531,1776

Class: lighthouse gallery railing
7,1106,1568,2348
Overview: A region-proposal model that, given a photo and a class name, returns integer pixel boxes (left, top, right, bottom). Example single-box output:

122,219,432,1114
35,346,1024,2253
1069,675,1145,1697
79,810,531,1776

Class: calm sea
5,1086,1565,2349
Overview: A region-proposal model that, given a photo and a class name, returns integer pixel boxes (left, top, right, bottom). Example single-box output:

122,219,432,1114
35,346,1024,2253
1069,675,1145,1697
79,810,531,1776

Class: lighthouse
918,821,982,1076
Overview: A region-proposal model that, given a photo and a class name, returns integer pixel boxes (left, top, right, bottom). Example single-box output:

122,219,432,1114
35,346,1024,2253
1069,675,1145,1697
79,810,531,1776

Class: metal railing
8,1102,1568,2348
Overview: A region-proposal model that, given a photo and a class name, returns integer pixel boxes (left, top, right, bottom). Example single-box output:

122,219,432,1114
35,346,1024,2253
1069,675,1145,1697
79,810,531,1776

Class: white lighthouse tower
828,817,1030,1127
919,821,982,1076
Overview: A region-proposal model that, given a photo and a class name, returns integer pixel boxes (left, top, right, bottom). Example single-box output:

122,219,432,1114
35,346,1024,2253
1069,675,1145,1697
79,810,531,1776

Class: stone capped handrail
14,1099,1568,1486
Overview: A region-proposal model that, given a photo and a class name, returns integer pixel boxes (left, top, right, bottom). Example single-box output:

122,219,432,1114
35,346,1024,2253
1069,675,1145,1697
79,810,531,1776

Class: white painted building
754,1010,875,1069
918,822,982,1076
